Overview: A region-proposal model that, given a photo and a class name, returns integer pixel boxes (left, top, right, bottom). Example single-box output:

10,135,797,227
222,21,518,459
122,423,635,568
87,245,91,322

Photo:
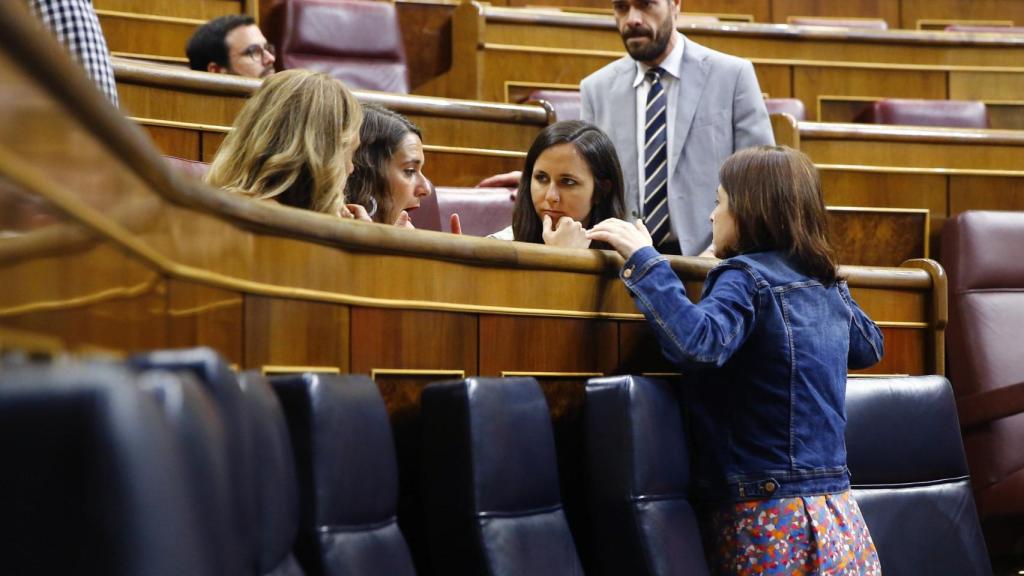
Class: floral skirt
701,490,881,575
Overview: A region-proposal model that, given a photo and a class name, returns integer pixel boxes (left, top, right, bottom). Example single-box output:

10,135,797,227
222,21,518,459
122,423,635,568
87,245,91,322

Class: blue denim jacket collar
621,247,884,502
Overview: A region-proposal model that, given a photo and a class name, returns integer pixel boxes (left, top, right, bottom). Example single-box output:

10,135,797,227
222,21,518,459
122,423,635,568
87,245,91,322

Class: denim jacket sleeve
620,247,758,369
838,281,885,369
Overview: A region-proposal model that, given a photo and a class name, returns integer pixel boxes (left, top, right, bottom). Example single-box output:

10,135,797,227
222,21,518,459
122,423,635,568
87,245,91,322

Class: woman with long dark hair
491,121,626,249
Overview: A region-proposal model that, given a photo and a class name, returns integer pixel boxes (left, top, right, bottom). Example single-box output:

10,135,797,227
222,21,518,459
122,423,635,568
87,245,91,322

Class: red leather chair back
789,17,888,30
165,156,212,180
410,187,515,237
942,210,1024,555
266,0,408,93
764,98,806,121
526,90,582,122
857,98,989,129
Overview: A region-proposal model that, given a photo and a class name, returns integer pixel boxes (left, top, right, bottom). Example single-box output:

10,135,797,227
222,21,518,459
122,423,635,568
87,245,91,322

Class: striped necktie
643,67,670,247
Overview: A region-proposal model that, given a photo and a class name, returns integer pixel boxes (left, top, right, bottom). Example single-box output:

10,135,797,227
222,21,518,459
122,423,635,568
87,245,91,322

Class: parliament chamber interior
1,0,1023,573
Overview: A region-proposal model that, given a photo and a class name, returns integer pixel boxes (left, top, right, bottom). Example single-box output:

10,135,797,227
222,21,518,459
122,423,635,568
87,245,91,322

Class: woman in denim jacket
589,146,884,575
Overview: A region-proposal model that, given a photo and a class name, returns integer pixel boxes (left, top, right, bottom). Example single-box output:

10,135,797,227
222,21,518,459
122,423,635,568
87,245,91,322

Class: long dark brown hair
718,145,838,283
344,103,422,224
512,121,626,245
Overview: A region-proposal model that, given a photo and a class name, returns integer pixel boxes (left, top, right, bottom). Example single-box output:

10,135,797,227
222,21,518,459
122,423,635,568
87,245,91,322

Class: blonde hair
205,70,362,215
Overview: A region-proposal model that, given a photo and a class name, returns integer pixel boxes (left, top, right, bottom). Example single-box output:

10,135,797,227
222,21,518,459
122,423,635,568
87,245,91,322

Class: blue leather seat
846,376,992,575
270,373,416,576
239,372,305,576
0,362,216,575
130,348,303,576
421,377,584,575
136,368,235,575
584,375,710,576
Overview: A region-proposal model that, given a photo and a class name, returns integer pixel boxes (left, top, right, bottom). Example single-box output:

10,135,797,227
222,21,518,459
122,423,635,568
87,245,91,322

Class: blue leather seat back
128,348,270,574
271,373,416,576
0,363,215,575
585,375,709,576
239,372,305,576
422,377,583,576
846,376,992,576
136,368,235,575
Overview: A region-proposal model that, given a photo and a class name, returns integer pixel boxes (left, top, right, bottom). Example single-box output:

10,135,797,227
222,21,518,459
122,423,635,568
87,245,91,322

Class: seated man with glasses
186,14,276,79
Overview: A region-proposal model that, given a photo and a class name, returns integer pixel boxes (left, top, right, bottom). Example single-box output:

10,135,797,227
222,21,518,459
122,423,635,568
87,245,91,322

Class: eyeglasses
239,43,276,62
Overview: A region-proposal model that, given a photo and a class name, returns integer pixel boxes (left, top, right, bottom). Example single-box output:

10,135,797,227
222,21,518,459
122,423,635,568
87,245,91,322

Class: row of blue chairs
0,348,992,575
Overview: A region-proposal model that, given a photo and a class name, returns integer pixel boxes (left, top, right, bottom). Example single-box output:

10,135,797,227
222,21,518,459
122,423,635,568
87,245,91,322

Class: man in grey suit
581,0,774,256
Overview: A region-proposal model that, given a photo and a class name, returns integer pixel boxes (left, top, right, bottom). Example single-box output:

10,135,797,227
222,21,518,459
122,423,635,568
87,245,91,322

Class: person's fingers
395,210,414,228
635,218,647,230
556,216,574,231
589,219,628,234
543,213,554,232
449,213,463,235
346,204,371,222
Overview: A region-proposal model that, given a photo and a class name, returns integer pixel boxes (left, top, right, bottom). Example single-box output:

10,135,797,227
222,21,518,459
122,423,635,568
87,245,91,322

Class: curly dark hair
344,103,423,224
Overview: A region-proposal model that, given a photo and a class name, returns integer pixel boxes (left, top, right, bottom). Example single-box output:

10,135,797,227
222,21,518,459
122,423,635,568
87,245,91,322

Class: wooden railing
493,0,1024,30
1,0,945,378
113,57,549,186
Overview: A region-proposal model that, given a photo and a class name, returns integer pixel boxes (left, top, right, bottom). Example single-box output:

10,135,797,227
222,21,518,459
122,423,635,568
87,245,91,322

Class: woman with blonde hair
206,69,362,216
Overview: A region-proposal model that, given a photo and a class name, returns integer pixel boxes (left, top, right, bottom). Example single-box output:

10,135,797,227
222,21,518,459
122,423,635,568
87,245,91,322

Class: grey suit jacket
581,38,774,255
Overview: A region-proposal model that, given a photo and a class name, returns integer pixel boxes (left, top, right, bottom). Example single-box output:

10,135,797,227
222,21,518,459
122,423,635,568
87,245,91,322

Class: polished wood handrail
958,380,1024,429
0,3,935,286
798,121,1024,146
111,57,550,126
483,4,1024,47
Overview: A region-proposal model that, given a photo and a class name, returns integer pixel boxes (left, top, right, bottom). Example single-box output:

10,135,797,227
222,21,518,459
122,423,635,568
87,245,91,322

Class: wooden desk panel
94,0,243,20
901,0,1024,30
97,10,198,62
783,121,1024,259
115,58,545,184
772,0,900,27
244,296,351,371
165,280,243,365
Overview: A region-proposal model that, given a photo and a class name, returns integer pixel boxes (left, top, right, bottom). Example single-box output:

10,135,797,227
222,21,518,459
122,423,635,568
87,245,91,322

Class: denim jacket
621,247,884,503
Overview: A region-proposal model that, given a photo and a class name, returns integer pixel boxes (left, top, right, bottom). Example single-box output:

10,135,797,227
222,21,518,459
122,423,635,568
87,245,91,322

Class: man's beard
621,17,673,62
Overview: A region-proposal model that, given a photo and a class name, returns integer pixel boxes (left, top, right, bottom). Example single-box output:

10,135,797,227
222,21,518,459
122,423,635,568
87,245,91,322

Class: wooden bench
94,0,259,63
412,1,1024,130
494,0,1024,30
114,57,548,186
772,114,1024,258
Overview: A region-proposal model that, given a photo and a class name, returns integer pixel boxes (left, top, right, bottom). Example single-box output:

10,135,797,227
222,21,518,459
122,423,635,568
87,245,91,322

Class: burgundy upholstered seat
788,17,888,30
165,156,212,180
409,187,515,237
856,98,989,129
943,210,1024,559
764,98,806,121
527,90,582,122
265,0,409,93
